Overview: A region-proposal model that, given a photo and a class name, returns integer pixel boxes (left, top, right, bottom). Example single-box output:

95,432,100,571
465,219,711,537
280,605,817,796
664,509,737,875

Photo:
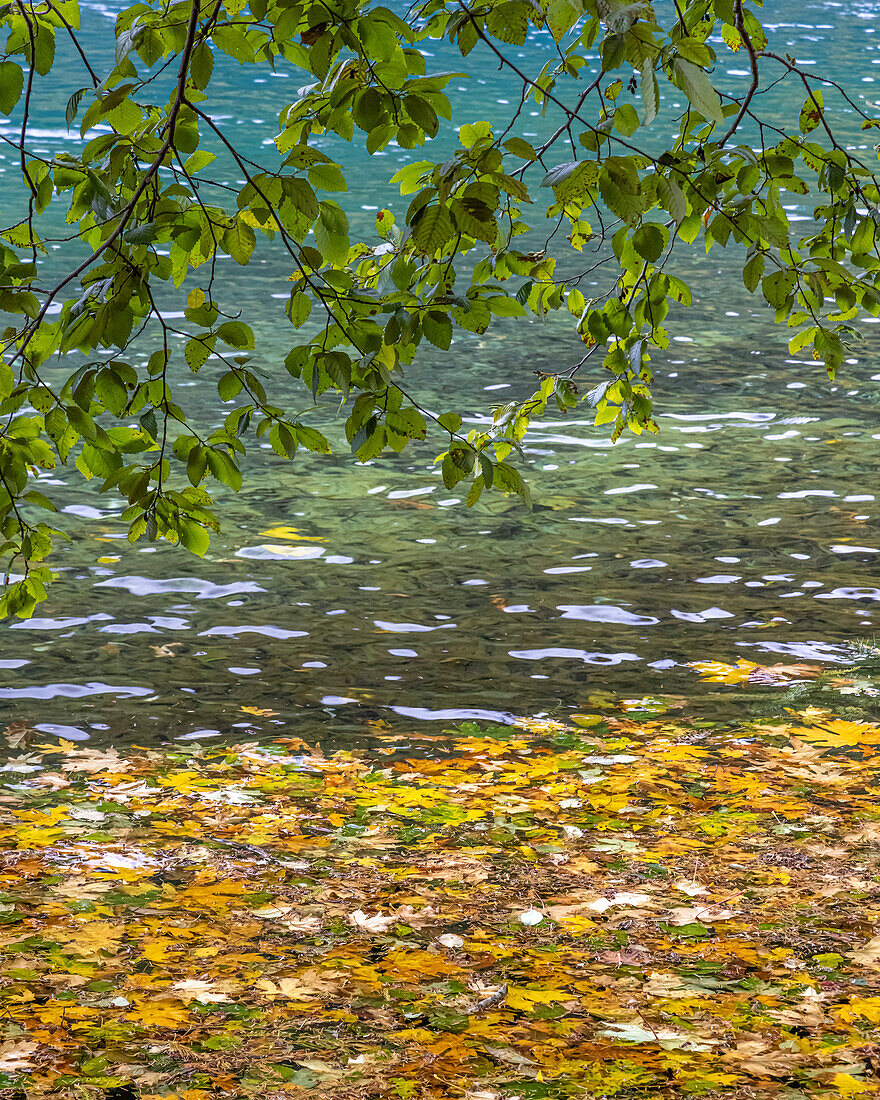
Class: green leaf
503,137,537,160
94,371,127,416
673,58,723,125
632,223,668,262
411,205,455,254
308,162,348,192
742,251,764,293
547,0,585,41
737,164,760,194
459,121,492,149
217,371,243,401
441,447,474,488
656,176,686,222
190,40,214,90
437,412,462,433
486,295,526,318
207,448,243,490
799,89,824,134
761,269,796,308
179,520,210,557
184,150,216,174
185,334,216,371
314,203,350,264
295,424,331,453
486,1,530,45
224,220,257,266
422,311,453,349
613,103,639,137
216,321,255,349
124,222,158,246
640,66,658,126
0,63,24,116
492,461,531,506
213,25,254,63
466,473,485,506
139,409,158,441
65,87,88,129
283,178,319,222
287,292,311,328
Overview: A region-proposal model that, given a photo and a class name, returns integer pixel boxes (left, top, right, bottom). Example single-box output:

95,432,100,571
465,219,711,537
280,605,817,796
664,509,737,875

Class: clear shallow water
4,1,880,746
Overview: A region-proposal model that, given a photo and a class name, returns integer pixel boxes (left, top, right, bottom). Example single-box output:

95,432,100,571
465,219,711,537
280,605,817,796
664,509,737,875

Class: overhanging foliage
0,0,877,615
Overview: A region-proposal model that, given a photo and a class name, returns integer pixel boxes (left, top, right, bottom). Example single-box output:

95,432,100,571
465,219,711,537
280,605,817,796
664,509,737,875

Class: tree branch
718,0,760,147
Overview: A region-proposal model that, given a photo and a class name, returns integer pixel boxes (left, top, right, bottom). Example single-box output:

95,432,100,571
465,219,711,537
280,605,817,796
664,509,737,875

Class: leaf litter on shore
1,699,880,1098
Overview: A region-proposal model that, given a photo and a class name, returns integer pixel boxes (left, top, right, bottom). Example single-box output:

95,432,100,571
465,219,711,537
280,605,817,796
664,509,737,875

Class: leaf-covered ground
3,688,880,1098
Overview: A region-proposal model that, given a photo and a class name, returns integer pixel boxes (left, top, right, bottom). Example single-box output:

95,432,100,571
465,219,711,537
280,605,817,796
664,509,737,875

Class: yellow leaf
505,986,574,1012
570,713,603,727
176,880,249,905
57,921,124,955
142,940,176,962
789,719,880,747
690,660,757,685
836,997,880,1024
832,1073,873,1095
14,826,65,848
259,525,325,542
127,999,193,1027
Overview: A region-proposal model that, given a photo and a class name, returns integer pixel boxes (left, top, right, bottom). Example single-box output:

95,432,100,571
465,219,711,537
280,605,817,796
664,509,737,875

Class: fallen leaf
0,1042,38,1072
170,979,232,1003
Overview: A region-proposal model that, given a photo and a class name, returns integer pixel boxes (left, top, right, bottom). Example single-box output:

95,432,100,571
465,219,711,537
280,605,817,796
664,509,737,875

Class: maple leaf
504,986,574,1012
768,987,827,1027
126,999,194,1027
56,921,125,955
170,979,232,1003
2,721,33,749
251,905,322,932
257,971,345,1000
722,1040,810,1077
674,879,708,896
835,997,880,1025
666,904,736,925
600,1021,718,1051
59,747,124,772
690,659,758,684
437,933,464,949
850,936,880,968
481,1045,536,1068
832,1073,874,1095
790,718,880,747
347,909,400,933
0,1042,38,1071
259,525,326,542
0,752,43,773
644,971,699,999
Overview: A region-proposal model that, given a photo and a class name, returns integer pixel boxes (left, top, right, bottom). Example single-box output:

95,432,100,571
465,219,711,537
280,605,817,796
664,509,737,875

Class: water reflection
2,1,880,745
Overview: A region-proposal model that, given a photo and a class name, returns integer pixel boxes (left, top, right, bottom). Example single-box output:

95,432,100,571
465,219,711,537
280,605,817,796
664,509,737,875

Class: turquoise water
3,1,880,746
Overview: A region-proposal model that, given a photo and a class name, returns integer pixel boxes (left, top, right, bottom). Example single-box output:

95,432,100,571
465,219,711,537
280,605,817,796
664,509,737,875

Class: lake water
3,0,880,747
